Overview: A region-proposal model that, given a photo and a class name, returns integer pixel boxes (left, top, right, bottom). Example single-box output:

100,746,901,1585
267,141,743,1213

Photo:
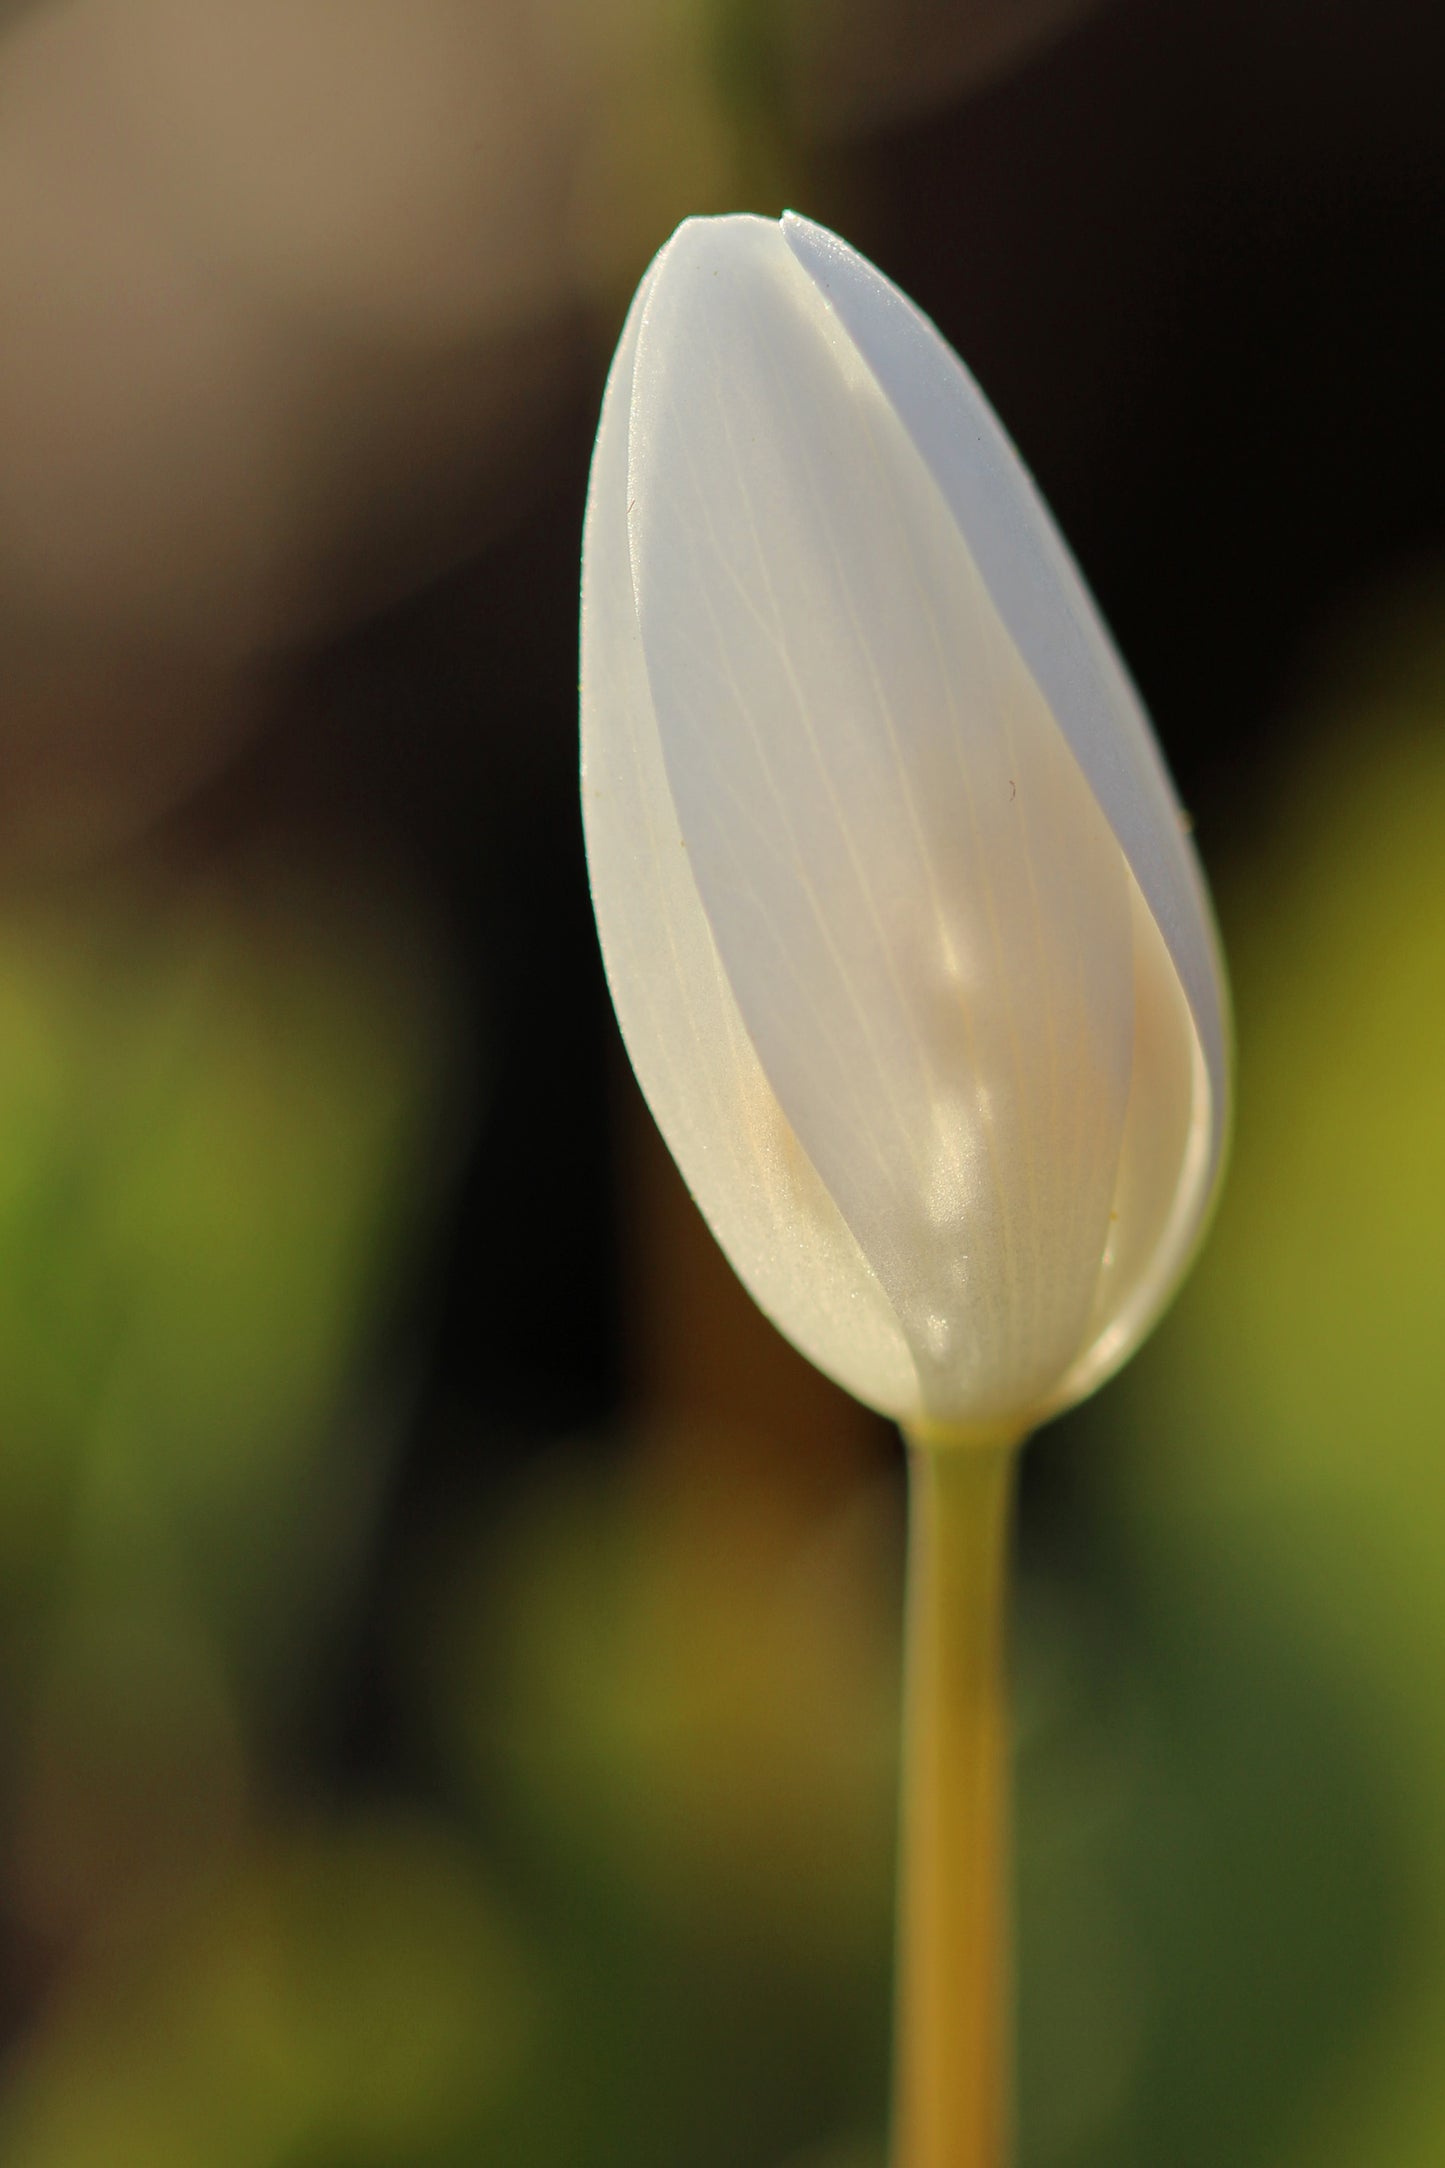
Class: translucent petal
781,211,1228,1194
580,257,919,1418
629,217,1139,1428
1052,866,1211,1410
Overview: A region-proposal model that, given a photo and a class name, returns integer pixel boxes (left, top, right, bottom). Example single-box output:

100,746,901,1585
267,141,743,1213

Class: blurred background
0,0,1443,2161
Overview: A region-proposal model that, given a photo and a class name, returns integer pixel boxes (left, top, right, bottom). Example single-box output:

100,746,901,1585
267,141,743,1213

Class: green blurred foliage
1014,1482,1405,2168
0,856,456,1954
1110,577,1445,2168
0,866,448,1672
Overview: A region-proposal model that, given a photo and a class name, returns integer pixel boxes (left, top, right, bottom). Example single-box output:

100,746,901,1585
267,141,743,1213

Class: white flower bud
581,212,1228,1438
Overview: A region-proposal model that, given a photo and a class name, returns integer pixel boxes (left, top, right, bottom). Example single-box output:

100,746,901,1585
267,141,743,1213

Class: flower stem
891,1429,1021,2168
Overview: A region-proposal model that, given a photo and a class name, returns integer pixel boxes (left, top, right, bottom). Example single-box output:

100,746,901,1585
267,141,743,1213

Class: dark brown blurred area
1,1,1444,2163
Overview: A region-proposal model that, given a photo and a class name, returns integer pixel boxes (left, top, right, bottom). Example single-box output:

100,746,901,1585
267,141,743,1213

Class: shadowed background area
0,0,1442,2161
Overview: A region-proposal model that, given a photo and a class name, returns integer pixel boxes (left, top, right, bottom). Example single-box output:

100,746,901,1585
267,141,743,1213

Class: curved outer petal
581,264,920,1417
584,213,1229,1433
777,212,1228,1405
780,213,1229,1192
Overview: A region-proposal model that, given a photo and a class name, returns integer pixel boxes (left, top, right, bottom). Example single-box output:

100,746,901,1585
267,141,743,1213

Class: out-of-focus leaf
0,862,453,1696
1108,577,1445,2168
1014,1517,1406,2168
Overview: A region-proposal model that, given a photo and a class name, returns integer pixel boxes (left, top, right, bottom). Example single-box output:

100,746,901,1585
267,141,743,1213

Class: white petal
781,211,1228,1193
629,216,1140,1428
1053,865,1212,1410
581,249,919,1418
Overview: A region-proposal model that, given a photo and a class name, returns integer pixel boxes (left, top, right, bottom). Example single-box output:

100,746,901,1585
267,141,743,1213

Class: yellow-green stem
890,1430,1021,2168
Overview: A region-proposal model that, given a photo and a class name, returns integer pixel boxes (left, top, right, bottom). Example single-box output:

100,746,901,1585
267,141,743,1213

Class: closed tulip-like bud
581,212,1228,1443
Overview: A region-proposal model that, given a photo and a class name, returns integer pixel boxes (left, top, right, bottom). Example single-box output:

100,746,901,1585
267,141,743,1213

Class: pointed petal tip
654,210,786,261
781,210,867,282
644,212,841,318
